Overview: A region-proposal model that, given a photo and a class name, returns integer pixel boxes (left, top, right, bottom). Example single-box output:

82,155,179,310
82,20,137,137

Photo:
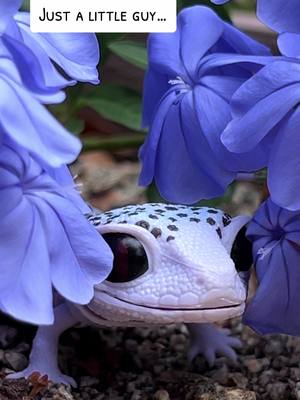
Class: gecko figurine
8,203,253,386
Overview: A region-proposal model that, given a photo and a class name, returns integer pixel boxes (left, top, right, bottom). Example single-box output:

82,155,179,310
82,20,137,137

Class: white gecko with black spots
8,204,253,386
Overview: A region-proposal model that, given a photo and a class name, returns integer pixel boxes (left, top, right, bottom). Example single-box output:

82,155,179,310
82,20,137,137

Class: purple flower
0,4,101,169
0,0,22,34
0,7,100,101
0,142,113,325
244,199,300,336
210,0,230,4
140,6,271,204
0,60,81,169
257,0,300,57
222,60,300,211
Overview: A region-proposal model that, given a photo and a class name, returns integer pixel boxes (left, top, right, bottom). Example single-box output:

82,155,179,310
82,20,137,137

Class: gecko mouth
94,291,244,311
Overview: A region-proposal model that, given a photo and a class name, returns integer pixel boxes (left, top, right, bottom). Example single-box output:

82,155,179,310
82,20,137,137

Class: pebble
153,389,170,400
243,357,269,373
224,388,256,400
4,351,27,371
0,326,17,348
266,382,288,400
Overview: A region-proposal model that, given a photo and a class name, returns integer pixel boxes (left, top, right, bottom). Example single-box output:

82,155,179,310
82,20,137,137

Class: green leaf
81,84,143,131
108,40,148,70
65,116,85,136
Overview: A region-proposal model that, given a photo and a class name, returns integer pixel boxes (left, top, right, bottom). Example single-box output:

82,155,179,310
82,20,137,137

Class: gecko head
78,204,252,326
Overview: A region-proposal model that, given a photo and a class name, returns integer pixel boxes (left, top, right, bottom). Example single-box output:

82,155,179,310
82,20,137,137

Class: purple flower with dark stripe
222,59,300,211
244,199,300,336
140,6,272,204
0,142,113,325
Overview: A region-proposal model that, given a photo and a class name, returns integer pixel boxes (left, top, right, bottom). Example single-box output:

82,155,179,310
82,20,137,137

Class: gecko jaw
98,291,243,311
73,290,245,326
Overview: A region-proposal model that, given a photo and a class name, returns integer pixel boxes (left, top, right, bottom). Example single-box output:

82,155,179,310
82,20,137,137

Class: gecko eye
230,227,253,272
103,233,149,283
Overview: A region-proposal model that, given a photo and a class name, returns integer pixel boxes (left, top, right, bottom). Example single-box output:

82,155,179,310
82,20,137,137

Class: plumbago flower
257,0,300,57
222,60,300,211
0,1,100,168
0,141,113,325
140,5,272,204
244,200,300,336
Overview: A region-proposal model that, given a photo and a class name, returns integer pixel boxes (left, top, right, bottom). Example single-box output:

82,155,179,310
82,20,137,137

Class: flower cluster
0,2,112,324
140,3,300,335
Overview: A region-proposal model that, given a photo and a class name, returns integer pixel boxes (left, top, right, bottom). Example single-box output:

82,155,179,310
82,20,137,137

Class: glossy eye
103,233,149,283
230,227,253,272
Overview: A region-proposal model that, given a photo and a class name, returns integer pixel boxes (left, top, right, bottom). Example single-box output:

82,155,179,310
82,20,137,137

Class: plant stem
82,134,146,151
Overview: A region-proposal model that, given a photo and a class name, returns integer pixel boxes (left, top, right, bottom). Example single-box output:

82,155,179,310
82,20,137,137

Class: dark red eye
231,227,253,272
103,233,149,283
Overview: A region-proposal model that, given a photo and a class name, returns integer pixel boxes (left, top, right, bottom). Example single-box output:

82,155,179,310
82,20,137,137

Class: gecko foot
7,366,77,387
187,323,242,367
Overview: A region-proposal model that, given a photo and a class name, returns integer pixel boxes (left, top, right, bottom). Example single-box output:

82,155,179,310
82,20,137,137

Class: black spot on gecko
168,217,177,222
191,207,200,211
216,227,222,239
167,236,175,242
177,213,187,218
128,212,139,216
190,218,200,223
166,206,178,211
154,209,165,213
168,225,179,232
208,209,218,214
151,228,162,238
149,214,159,220
207,218,216,226
223,214,232,226
135,220,150,230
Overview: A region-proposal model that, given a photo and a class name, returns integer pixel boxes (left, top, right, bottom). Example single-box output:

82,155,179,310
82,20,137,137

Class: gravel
1,317,300,399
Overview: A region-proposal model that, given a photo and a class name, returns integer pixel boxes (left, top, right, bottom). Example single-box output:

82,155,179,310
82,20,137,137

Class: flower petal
222,83,300,153
15,13,100,84
0,75,81,168
30,192,113,305
257,0,300,34
278,33,300,58
154,92,234,203
0,0,22,34
140,90,179,186
244,240,300,335
268,108,300,211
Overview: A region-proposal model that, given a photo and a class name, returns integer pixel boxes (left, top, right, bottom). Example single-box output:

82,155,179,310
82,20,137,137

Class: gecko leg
7,303,78,387
187,323,242,367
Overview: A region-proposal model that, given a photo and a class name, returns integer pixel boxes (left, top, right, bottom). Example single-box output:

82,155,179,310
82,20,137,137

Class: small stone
290,367,300,381
211,365,229,385
125,339,138,352
224,388,256,400
243,357,269,373
126,382,135,393
130,390,143,400
0,326,17,348
4,351,27,371
154,390,170,400
264,339,283,356
153,364,164,375
266,382,288,400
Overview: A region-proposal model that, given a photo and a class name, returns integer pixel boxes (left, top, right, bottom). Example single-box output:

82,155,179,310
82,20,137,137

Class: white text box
30,0,177,33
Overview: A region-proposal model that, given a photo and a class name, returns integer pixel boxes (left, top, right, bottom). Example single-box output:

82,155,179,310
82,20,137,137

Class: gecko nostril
230,227,253,273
